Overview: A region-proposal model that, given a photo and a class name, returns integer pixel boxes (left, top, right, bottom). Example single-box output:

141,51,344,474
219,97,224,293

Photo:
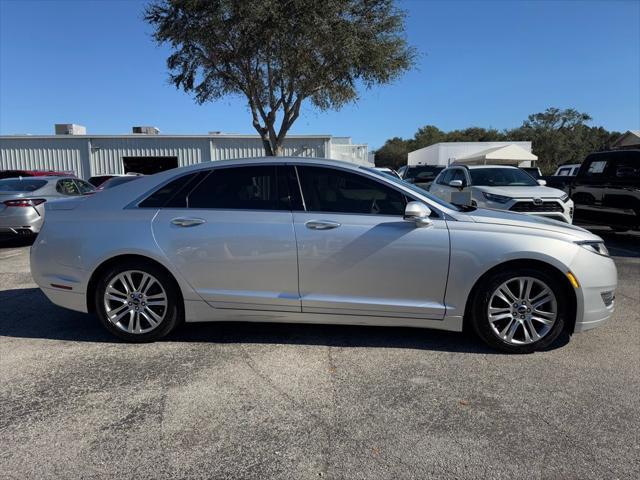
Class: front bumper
478,198,574,224
569,247,617,333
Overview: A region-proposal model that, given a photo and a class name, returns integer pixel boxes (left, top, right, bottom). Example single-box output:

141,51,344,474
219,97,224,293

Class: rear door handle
171,217,206,227
305,220,341,230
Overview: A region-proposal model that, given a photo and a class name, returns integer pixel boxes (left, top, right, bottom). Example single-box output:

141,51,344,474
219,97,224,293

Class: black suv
570,150,640,231
398,165,445,191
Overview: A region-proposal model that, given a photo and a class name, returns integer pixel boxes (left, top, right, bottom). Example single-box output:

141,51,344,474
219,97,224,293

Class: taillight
3,199,46,207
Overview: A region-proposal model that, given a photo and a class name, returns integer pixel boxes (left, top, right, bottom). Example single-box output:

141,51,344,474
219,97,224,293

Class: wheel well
462,259,577,334
86,254,183,314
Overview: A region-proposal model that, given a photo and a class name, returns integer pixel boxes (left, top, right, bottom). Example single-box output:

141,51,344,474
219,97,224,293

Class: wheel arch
86,254,184,314
462,258,578,335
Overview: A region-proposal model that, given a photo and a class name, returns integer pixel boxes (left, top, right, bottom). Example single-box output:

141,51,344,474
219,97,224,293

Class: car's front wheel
94,260,181,342
471,268,567,353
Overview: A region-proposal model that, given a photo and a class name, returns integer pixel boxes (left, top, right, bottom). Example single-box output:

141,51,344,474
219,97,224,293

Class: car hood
472,185,565,198
467,207,601,241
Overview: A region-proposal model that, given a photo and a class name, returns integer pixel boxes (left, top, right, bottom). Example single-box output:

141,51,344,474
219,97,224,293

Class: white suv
430,165,574,223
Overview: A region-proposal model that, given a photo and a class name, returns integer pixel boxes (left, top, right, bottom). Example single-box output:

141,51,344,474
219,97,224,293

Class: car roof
464,165,520,170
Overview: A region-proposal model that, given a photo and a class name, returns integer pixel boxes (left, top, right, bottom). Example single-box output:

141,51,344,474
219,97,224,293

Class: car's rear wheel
471,268,567,353
94,260,181,342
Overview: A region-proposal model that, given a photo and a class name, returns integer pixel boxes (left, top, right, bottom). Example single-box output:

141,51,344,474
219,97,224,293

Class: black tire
470,267,567,354
94,259,182,342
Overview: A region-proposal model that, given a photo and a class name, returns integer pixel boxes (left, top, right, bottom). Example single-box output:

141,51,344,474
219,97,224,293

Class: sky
0,0,639,149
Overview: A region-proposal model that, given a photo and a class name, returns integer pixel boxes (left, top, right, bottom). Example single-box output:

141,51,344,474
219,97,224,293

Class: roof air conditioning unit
132,126,160,135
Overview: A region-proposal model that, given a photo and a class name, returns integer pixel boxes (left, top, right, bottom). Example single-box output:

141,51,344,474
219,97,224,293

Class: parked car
543,164,582,192
96,175,144,191
568,150,640,231
430,165,574,224
0,176,95,236
397,165,445,190
0,169,74,180
31,158,616,353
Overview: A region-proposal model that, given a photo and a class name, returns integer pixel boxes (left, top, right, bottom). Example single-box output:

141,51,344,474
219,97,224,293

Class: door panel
153,209,300,311
293,212,450,319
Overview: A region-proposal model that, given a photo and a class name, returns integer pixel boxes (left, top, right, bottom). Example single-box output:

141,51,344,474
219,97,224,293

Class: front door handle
171,217,206,227
305,220,341,230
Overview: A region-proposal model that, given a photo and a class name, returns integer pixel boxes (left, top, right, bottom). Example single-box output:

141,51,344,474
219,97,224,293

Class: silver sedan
0,176,95,236
30,158,617,353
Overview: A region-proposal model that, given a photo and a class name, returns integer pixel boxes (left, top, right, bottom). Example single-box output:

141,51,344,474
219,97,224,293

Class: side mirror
449,179,464,189
537,179,547,186
404,201,432,227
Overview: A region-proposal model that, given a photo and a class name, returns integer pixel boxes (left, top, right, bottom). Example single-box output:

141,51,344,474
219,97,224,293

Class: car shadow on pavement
0,287,570,354
0,235,36,249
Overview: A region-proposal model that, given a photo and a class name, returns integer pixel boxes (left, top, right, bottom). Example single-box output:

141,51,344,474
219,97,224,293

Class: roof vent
132,126,160,135
55,124,86,135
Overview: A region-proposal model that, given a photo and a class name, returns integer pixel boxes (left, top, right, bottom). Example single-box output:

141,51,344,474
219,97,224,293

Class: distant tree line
374,108,621,174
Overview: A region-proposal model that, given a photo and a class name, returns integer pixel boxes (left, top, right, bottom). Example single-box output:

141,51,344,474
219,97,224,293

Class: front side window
296,166,406,215
450,169,467,185
187,165,287,210
611,155,640,179
56,179,80,195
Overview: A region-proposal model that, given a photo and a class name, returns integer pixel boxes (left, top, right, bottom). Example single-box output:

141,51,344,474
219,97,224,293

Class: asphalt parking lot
0,229,638,480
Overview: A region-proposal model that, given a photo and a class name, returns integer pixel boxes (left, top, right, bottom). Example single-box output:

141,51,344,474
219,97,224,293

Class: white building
0,125,370,179
408,141,537,167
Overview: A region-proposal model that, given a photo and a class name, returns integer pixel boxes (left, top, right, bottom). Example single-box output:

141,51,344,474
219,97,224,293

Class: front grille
510,201,564,213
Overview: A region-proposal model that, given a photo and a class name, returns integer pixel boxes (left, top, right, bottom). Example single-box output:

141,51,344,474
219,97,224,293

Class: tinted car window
0,179,47,192
56,179,80,195
187,166,286,210
139,172,202,208
611,154,640,179
297,166,406,215
438,169,454,185
450,169,467,185
558,167,571,176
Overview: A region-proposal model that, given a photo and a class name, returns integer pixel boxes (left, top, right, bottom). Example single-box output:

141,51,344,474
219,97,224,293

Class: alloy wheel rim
103,270,167,334
487,276,557,345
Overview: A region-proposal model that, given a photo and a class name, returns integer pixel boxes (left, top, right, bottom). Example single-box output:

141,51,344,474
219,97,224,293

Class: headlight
482,192,512,204
560,193,570,203
576,241,609,257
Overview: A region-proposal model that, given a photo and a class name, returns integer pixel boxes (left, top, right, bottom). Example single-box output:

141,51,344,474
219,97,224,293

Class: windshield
469,168,538,187
404,166,444,181
0,179,47,192
361,167,461,211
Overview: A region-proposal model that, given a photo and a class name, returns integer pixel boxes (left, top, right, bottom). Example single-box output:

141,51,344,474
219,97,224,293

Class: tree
374,137,410,169
145,0,415,155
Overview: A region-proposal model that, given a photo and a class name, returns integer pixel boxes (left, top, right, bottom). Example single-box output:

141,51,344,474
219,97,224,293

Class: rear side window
0,179,47,192
186,165,287,210
611,154,640,179
138,172,203,208
296,165,406,215
584,159,608,176
56,179,80,195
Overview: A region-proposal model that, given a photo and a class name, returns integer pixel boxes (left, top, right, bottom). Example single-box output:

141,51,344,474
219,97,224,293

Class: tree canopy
375,108,621,173
145,0,415,155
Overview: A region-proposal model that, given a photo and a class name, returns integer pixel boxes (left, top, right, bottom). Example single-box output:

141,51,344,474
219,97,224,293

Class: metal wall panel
0,138,88,177
89,137,210,175
211,137,326,161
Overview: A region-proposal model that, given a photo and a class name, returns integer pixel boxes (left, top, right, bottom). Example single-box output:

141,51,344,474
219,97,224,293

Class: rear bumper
40,286,88,313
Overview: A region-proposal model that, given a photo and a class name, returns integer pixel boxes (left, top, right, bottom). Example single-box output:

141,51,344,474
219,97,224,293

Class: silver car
0,176,95,236
30,158,617,353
